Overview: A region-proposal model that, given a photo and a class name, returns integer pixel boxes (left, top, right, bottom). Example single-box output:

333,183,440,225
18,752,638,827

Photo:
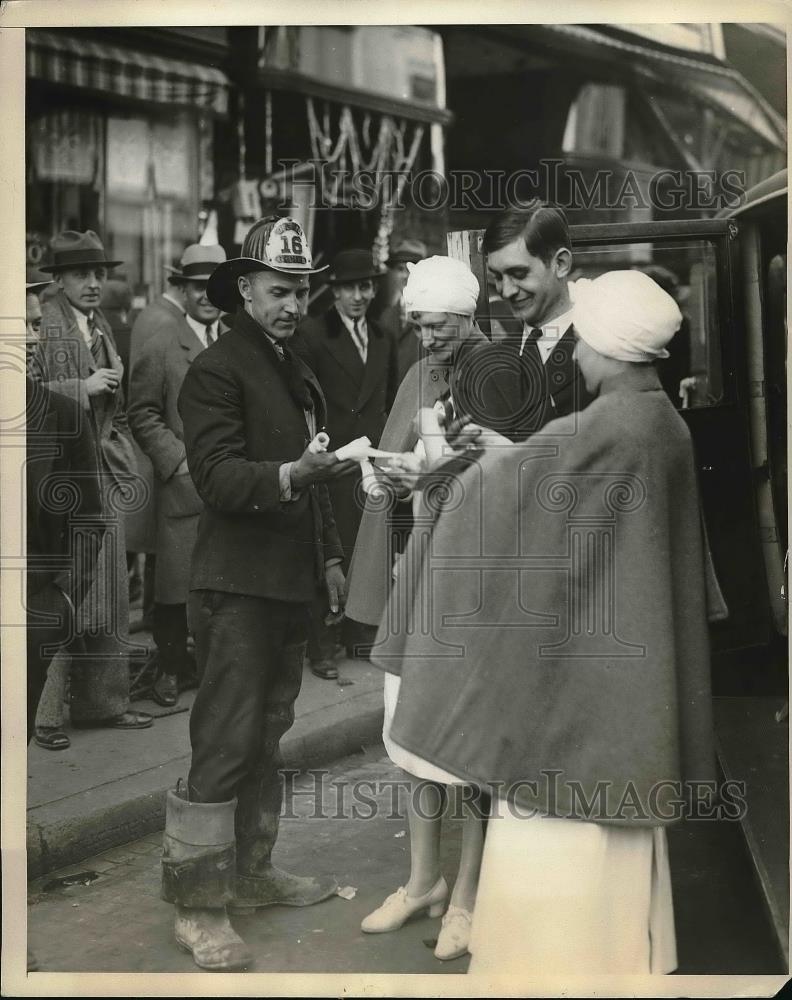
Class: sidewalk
26,628,385,878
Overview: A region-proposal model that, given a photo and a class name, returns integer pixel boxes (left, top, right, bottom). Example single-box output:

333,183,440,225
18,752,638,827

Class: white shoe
361,875,448,933
434,904,472,960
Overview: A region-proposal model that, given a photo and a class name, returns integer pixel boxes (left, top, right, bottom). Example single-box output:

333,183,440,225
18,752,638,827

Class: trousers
186,590,308,871
27,583,72,741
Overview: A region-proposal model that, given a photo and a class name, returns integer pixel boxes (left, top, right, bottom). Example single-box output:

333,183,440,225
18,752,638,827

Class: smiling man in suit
128,243,227,708
482,200,594,438
292,249,399,676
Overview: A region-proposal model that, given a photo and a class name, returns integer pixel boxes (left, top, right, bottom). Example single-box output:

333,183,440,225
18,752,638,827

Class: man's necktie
205,323,216,346
350,318,368,363
87,314,103,364
522,326,544,361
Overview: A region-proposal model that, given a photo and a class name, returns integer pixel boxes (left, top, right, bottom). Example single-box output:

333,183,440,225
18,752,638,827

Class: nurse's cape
373,369,719,825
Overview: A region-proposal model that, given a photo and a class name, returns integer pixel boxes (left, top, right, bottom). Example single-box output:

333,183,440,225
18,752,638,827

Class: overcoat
37,289,137,631
178,307,343,603
373,369,717,825
344,329,489,627
291,307,399,562
125,295,187,553
345,324,593,627
26,377,104,609
128,317,207,603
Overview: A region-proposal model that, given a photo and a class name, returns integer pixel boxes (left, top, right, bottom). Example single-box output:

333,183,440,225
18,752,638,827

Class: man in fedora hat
292,248,398,677
34,230,152,732
129,244,227,709
162,217,354,970
373,237,429,381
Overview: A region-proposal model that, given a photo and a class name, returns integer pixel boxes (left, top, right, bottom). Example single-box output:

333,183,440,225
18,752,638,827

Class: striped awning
26,29,231,116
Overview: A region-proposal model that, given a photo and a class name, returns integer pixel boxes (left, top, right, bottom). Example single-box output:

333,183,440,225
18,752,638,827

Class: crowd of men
25,226,425,747
25,201,717,976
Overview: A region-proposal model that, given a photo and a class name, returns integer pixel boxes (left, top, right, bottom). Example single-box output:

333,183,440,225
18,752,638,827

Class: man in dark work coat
482,200,594,436
292,249,399,676
161,216,354,971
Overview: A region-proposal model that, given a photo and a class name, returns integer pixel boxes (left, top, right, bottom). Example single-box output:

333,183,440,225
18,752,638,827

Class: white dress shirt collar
335,307,368,341
184,312,217,349
519,303,576,364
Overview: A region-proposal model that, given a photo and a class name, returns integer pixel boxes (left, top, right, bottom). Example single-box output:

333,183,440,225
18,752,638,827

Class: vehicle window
570,240,723,409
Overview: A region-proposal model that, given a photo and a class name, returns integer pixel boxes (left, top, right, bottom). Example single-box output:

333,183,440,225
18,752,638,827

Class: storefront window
104,112,198,302
26,109,103,266
27,105,199,303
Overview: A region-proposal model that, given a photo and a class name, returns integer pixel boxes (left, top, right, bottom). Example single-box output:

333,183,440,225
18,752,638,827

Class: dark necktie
205,323,216,346
523,326,543,361
87,314,103,364
350,318,367,363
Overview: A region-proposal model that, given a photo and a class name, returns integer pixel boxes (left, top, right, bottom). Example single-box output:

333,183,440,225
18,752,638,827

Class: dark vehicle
450,171,789,967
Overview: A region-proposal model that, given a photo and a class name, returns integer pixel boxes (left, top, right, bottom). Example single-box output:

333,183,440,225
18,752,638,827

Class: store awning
26,29,231,116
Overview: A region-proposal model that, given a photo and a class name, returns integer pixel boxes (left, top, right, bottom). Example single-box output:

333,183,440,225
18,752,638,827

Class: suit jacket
292,307,399,449
130,294,186,367
26,377,105,609
37,289,136,489
129,318,208,602
125,294,190,551
178,308,343,602
489,323,594,441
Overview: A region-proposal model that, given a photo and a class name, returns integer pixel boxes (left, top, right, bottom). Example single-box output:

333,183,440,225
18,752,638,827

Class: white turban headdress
403,255,480,316
570,270,682,363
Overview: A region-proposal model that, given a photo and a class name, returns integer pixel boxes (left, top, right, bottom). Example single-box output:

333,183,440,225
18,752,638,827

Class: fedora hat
165,243,227,282
40,230,123,273
207,216,327,314
386,238,428,267
327,249,384,284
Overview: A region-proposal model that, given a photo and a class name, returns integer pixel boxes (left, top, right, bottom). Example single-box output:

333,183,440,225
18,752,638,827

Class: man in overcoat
126,257,198,625
161,216,353,971
128,244,227,707
35,230,152,730
292,249,399,676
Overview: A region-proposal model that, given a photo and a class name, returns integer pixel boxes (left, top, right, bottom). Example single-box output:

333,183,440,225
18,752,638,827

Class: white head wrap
570,270,682,362
403,255,479,316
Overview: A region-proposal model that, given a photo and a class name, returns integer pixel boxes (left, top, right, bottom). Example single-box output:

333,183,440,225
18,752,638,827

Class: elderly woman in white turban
359,256,490,963
372,268,722,976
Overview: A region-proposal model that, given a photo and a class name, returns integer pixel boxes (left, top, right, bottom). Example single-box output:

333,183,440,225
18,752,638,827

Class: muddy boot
161,787,252,971
230,773,337,912
231,863,338,911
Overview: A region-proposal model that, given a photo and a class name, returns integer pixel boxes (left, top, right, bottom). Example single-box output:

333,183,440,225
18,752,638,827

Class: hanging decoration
306,97,425,266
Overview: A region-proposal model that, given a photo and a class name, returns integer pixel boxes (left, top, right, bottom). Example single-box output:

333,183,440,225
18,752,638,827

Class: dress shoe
229,863,338,911
309,659,338,680
151,672,179,707
75,710,153,730
174,905,252,971
434,904,472,960
361,875,448,933
33,725,71,751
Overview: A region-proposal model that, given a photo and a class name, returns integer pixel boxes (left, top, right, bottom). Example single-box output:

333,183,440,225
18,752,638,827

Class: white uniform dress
468,801,678,975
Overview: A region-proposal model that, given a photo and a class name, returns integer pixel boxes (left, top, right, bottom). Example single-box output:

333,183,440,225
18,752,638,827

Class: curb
27,696,384,878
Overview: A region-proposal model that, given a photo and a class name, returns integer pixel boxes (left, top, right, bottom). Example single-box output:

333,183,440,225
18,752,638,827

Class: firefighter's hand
290,447,357,489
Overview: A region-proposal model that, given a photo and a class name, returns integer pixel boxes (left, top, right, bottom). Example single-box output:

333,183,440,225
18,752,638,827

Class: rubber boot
161,787,252,971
